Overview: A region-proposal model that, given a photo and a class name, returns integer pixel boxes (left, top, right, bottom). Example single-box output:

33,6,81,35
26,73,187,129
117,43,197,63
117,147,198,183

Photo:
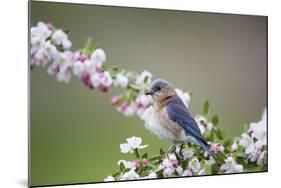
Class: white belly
143,106,195,143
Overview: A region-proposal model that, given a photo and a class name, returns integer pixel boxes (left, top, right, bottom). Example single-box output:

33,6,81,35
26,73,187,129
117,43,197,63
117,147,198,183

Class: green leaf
160,148,165,155
148,155,163,162
63,29,71,34
102,64,109,71
211,163,219,174
142,153,148,159
128,84,142,92
119,162,125,172
209,131,215,142
224,138,233,151
111,66,120,72
216,128,224,140
83,38,95,56
134,149,140,159
112,170,121,177
155,168,164,177
216,152,226,164
144,76,149,84
203,100,209,115
56,46,64,52
182,160,188,169
242,124,249,132
234,147,247,158
212,115,219,126
236,152,246,158
143,165,154,171
123,168,131,173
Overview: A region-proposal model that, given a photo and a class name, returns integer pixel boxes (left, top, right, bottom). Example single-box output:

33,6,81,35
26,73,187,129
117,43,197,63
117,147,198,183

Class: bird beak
145,90,154,95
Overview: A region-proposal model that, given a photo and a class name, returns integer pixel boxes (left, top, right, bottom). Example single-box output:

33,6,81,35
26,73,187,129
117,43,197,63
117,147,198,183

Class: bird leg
167,144,176,154
179,144,184,158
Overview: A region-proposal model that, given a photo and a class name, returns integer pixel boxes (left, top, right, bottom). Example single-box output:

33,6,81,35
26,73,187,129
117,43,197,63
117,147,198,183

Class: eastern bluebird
145,79,214,157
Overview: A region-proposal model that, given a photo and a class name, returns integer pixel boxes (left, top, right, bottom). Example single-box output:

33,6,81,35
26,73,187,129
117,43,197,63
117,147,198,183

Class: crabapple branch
30,22,267,181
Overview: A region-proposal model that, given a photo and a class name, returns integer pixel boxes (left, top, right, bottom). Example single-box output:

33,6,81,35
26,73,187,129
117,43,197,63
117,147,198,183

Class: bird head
145,79,176,103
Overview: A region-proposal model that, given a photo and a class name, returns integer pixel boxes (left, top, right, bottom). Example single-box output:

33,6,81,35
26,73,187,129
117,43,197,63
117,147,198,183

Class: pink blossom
248,128,254,136
143,159,148,167
135,95,152,107
210,143,224,153
132,160,140,168
78,54,87,62
99,84,109,92
47,62,59,75
111,96,120,105
119,103,128,112
46,23,54,30
80,73,93,89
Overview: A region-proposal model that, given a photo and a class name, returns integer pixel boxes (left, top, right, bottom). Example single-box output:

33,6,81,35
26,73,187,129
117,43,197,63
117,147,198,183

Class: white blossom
55,51,73,83
181,149,194,160
239,109,267,165
239,133,255,154
163,167,174,177
113,73,129,88
62,39,72,49
257,150,266,165
120,143,131,153
118,160,135,169
31,21,52,39
230,142,238,152
47,62,59,75
120,169,140,180
135,70,152,87
73,61,85,76
175,166,184,175
51,29,72,49
90,73,101,88
194,115,207,134
123,105,135,117
120,136,148,153
127,136,148,149
168,153,177,161
91,48,106,68
100,71,113,87
162,159,173,168
147,172,157,179
182,169,193,176
206,122,213,131
250,109,267,146
44,40,58,59
220,157,243,173
188,158,201,173
198,169,206,175
104,176,115,182
31,36,45,51
175,88,190,108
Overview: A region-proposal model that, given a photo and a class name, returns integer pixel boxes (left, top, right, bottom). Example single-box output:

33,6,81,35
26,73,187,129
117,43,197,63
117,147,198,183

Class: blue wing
166,96,213,156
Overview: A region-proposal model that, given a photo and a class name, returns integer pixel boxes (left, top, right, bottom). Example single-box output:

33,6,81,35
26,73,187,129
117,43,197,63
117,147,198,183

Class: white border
1,0,280,188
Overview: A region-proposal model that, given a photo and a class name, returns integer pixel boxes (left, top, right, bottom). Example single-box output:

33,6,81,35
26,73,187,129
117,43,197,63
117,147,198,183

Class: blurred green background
30,1,267,186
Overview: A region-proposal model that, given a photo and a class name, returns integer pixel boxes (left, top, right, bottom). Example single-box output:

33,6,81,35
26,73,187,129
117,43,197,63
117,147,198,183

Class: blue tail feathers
195,137,215,158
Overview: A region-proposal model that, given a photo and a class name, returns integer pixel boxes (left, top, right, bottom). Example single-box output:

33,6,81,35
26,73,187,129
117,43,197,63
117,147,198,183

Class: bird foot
168,145,176,153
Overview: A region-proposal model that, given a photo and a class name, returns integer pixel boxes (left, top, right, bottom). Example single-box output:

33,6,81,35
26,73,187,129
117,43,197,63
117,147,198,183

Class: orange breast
154,106,186,142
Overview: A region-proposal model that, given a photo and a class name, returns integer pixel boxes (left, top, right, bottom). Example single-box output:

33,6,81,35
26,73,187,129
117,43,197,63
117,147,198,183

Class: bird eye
155,86,161,91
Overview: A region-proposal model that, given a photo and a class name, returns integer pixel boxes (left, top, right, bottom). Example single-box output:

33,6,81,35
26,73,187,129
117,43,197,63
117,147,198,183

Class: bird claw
178,144,184,159
168,145,176,153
